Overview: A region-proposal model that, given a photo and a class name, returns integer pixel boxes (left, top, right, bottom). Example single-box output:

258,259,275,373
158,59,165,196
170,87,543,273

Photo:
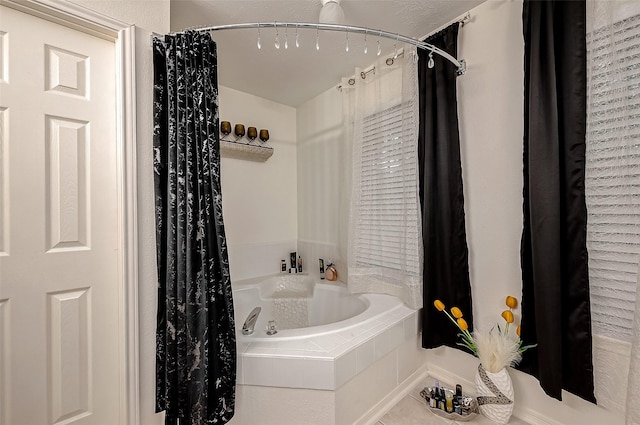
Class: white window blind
586,14,640,341
354,102,420,276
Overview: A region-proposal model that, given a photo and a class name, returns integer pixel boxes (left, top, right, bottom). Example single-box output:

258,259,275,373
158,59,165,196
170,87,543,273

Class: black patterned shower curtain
153,31,236,425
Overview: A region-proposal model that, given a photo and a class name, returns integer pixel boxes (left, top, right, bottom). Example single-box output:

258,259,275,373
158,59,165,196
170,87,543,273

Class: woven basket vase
475,364,514,424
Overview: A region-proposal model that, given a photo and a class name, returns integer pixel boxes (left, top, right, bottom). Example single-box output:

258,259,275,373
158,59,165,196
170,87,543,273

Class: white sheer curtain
342,45,422,309
585,2,640,423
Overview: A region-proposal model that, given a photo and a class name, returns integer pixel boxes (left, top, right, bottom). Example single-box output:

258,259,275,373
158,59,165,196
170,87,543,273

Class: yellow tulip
434,299,445,311
506,296,518,309
501,310,514,324
516,325,521,337
457,318,468,331
451,307,463,319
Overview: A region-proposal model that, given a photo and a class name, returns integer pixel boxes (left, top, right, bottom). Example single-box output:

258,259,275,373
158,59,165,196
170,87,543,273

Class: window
353,102,421,277
586,13,640,341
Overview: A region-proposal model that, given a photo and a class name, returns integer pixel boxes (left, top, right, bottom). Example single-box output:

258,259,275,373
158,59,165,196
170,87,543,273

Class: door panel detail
0,107,7,256
0,31,7,84
45,45,88,99
47,288,91,424
45,115,89,252
0,298,10,425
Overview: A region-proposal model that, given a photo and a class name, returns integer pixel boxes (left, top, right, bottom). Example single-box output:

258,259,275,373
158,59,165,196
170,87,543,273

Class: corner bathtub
232,274,420,391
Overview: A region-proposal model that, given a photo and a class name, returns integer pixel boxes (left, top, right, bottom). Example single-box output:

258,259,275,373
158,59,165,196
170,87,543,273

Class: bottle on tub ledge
288,251,297,274
281,256,307,275
319,259,325,280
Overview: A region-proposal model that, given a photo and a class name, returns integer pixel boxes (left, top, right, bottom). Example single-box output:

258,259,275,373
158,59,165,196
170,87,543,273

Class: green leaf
518,344,537,353
456,342,477,356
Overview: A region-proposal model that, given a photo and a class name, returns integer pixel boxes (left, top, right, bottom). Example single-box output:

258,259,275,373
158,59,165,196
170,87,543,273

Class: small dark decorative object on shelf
220,121,231,136
234,124,246,138
259,129,270,143
247,126,257,141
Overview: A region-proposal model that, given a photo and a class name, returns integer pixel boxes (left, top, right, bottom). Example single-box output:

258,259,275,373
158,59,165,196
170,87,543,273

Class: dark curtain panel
521,0,595,402
153,31,237,425
419,24,474,349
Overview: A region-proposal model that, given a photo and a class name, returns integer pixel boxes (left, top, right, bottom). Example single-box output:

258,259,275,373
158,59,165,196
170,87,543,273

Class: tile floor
376,376,531,425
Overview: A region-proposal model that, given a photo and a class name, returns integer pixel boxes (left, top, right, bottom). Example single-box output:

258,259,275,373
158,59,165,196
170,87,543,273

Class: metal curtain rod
156,22,466,75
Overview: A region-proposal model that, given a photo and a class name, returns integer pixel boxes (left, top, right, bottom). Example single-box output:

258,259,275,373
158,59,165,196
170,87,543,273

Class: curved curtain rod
163,22,467,75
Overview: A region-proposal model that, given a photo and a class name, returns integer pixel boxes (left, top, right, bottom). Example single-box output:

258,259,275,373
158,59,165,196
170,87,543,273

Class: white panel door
0,5,122,424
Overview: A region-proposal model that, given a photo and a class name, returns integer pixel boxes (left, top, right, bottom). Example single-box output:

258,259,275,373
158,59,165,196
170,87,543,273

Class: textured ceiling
170,0,485,106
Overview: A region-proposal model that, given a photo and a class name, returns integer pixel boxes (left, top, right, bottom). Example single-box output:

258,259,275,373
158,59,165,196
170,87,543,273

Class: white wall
297,86,342,247
296,85,346,280
219,86,298,281
457,0,525,329
66,2,170,424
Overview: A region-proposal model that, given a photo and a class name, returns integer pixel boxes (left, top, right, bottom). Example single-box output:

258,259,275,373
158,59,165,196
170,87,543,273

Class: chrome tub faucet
242,306,261,335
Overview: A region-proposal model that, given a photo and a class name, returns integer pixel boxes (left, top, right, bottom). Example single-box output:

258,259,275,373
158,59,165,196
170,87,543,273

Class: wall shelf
220,140,274,162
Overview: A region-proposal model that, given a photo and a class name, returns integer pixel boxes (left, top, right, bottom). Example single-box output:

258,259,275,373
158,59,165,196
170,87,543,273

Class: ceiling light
319,0,345,25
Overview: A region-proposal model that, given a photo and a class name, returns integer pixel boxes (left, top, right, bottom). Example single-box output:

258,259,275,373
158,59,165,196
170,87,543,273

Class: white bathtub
232,274,420,391
233,274,403,340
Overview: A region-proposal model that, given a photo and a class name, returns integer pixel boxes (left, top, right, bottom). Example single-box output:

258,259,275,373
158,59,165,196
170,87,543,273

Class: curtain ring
364,29,368,54
393,33,399,59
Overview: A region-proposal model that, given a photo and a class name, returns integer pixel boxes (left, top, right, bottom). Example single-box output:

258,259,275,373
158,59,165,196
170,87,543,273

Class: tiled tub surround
230,275,425,425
